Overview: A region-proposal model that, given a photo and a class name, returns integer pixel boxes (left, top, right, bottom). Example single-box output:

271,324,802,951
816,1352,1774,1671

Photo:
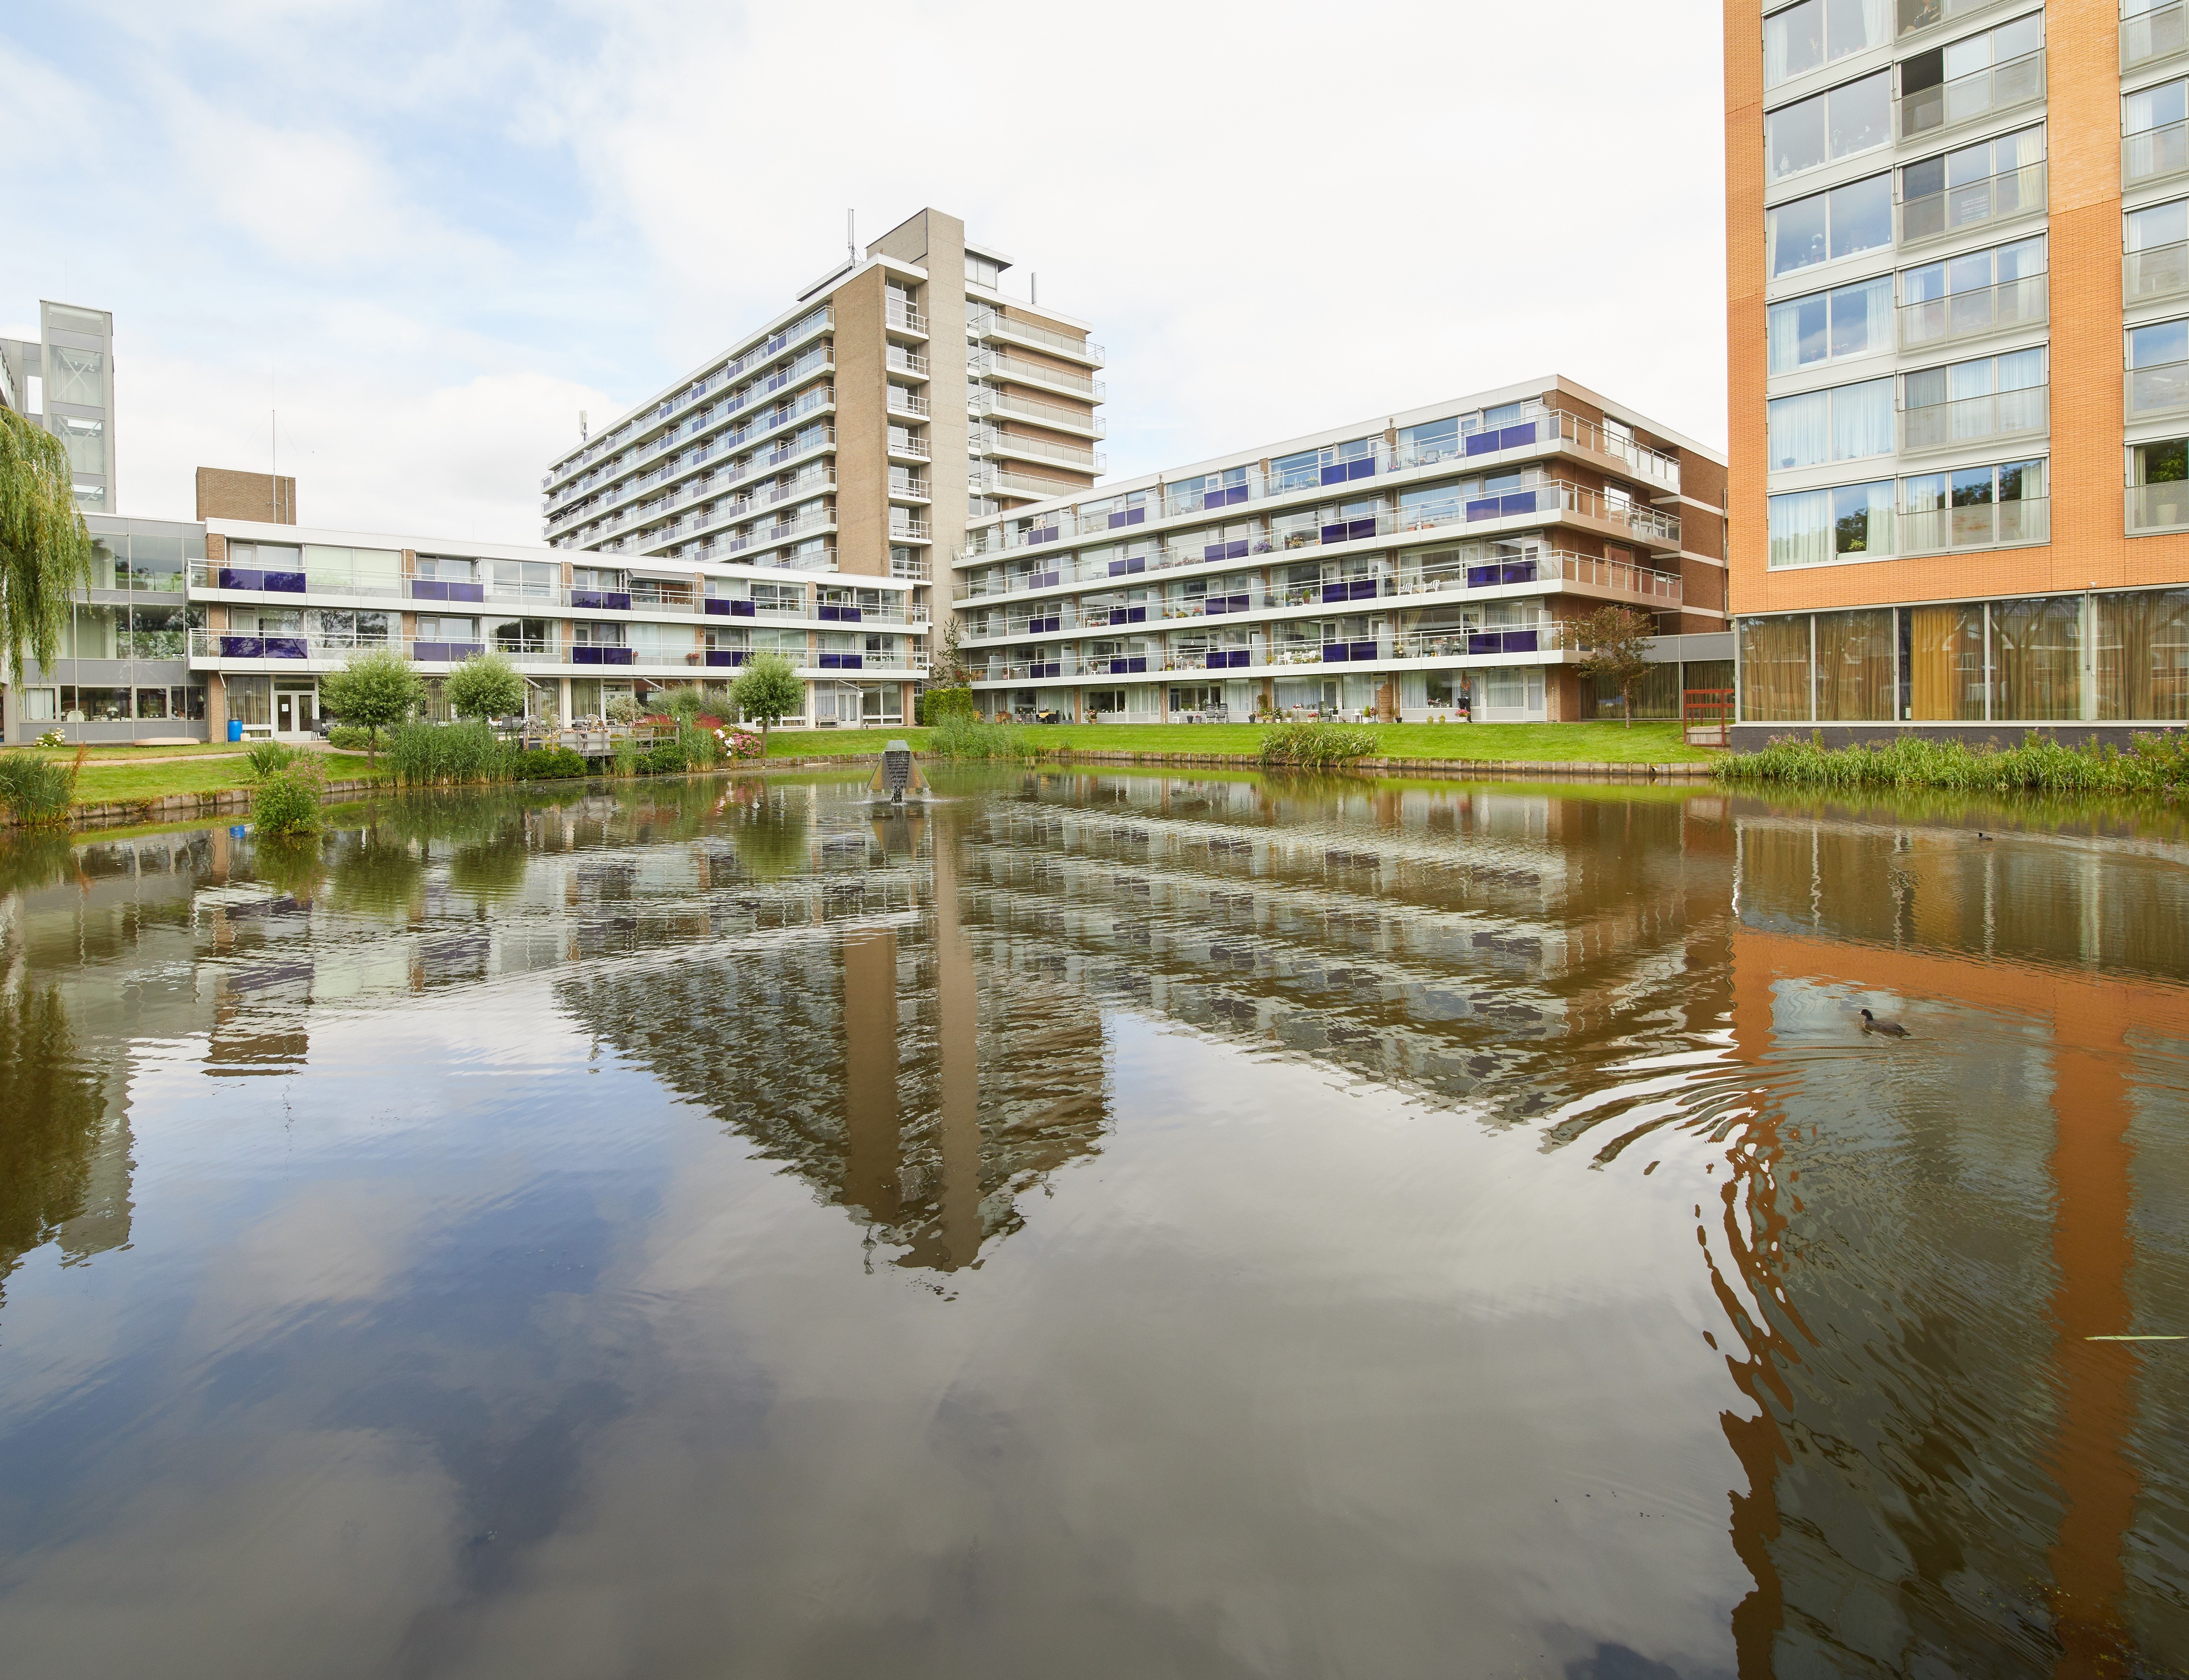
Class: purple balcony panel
1466,498,1505,522
1505,629,1540,653
1029,616,1060,634
571,589,631,611
266,571,307,593
1031,662,1060,679
1107,507,1146,528
1221,484,1250,507
410,579,449,602
601,646,634,666
1464,430,1501,457
1204,599,1230,616
1322,584,1348,604
1319,463,1347,486
1466,564,1502,588
705,598,732,615
216,567,259,591
1033,571,1061,589
1322,643,1349,663
1350,640,1378,661
1498,422,1538,451
1127,606,1147,623
264,636,309,659
1349,578,1380,600
732,600,756,616
449,582,486,603
218,634,264,658
703,650,744,667
572,646,603,665
1467,632,1498,656
1504,561,1538,585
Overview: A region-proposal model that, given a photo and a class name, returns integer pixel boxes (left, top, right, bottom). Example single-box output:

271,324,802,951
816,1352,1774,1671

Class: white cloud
0,0,1728,540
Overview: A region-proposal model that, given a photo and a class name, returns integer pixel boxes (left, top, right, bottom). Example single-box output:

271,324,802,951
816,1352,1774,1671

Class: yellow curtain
1991,596,2082,720
1740,616,1811,721
2097,588,2189,720
1909,603,1983,720
1813,609,1895,720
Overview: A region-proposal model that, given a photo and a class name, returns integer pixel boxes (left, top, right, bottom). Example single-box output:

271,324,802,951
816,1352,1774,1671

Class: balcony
977,428,1107,474
886,349,930,377
1897,49,2043,144
1899,160,2046,247
2128,479,2189,531
890,553,932,580
973,388,1107,438
2128,357,2189,421
888,433,931,459
1897,273,2048,352
2126,121,2189,190
973,349,1105,401
1900,496,2049,555
886,301,928,337
970,464,1092,500
2126,240,2189,308
2125,1,2186,70
888,473,932,502
887,389,931,418
1900,385,2048,453
889,517,933,542
968,307,1104,366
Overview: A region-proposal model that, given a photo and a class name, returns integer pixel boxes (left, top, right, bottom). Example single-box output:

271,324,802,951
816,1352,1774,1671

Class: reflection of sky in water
0,775,2184,1677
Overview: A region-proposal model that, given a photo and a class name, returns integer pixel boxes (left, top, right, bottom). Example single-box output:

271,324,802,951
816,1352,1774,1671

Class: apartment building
952,378,1730,724
537,206,1108,723
1,512,928,744
1727,0,2189,739
0,299,117,511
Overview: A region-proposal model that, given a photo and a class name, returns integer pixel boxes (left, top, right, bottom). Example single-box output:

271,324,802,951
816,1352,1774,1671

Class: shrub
320,647,423,764
610,737,641,778
445,652,527,720
916,687,976,726
251,757,328,835
327,726,374,750
675,718,721,771
638,743,687,775
1258,721,1380,769
0,746,81,825
384,720,513,787
245,738,296,778
1717,730,2189,797
513,746,589,781
714,726,764,760
605,693,639,725
731,652,804,738
35,729,64,748
928,717,1033,760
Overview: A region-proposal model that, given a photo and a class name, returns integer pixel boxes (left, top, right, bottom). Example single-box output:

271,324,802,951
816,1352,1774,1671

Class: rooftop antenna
270,403,280,522
847,209,857,264
1031,271,1037,306
580,409,589,441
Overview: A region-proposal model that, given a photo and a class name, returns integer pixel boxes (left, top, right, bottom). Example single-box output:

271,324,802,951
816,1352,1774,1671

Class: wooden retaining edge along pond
0,777,391,834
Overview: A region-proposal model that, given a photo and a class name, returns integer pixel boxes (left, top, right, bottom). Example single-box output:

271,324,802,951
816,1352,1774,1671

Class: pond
0,770,2185,1678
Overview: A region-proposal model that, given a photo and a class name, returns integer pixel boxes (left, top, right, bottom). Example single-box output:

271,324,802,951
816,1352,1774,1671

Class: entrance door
276,692,293,734
275,690,315,735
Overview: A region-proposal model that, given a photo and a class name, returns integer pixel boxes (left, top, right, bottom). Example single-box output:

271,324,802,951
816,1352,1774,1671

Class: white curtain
1832,378,1896,460
1768,391,1830,469
1769,489,1831,569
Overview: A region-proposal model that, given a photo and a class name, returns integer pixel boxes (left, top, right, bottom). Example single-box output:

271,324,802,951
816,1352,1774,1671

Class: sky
0,0,1730,546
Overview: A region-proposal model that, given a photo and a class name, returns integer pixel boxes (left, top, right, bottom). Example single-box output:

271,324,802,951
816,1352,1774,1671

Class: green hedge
1258,721,1380,768
513,747,589,782
1717,730,2189,795
916,687,976,726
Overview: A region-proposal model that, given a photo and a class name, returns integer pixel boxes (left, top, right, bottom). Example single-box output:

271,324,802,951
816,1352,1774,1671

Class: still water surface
1,770,2185,1678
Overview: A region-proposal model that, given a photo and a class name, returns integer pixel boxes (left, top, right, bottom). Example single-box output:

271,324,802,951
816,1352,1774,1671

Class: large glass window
1897,12,2043,140
1767,275,1892,372
1814,609,1897,720
2129,318,2189,416
1768,173,1893,277
1764,0,1891,88
1766,377,1893,468
1739,616,1813,720
2097,588,2189,719
48,345,102,406
2126,81,2189,185
2126,78,2186,138
1902,346,2046,445
1767,70,1892,180
1899,124,2045,241
1901,457,2046,550
56,414,104,477
2126,199,2189,304
1907,603,1985,719
1767,479,1893,567
1991,596,2082,720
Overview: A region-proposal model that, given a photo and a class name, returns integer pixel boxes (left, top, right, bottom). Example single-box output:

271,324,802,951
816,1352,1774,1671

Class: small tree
321,647,423,764
934,613,973,687
731,651,804,745
1573,605,1657,729
0,407,96,683
445,651,526,722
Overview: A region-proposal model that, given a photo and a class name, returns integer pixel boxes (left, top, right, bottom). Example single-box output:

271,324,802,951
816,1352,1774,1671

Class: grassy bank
767,721,1716,764
1717,731,2189,796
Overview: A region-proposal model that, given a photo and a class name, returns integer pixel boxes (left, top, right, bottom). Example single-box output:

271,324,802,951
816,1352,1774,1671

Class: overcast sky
0,1,1729,544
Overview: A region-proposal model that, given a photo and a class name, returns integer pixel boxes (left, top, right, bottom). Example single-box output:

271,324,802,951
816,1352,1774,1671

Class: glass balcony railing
2128,357,2189,418
1897,273,2048,351
1900,386,2048,452
1898,496,2049,555
2124,2,2187,73
2126,239,2189,306
1899,161,2046,246
2126,120,2189,189
1898,49,2044,142
2128,479,2189,531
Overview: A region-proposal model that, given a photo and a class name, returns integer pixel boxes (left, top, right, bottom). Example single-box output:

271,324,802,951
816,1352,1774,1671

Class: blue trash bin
227,720,243,743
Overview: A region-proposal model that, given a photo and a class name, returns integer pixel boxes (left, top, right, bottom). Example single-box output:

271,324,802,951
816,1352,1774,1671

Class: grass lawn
4,740,253,761
766,721,1716,764
67,754,392,806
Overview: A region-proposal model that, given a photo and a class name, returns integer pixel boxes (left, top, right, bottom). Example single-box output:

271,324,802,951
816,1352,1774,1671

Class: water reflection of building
1714,799,2189,1674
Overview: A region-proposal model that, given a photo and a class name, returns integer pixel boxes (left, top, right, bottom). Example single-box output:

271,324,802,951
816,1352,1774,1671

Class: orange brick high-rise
1726,0,2189,739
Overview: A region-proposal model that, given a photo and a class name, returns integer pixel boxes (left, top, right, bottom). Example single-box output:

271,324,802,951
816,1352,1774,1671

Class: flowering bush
714,726,765,760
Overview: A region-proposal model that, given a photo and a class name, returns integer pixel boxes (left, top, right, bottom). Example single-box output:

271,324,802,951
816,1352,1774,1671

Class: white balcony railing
2125,1,2186,70
1897,273,2048,351
2126,239,2189,306
1897,49,2043,143
2126,120,2189,189
1901,385,2048,451
1900,160,2046,246
1898,496,2049,555
967,307,1105,366
2128,357,2189,419
2129,479,2189,531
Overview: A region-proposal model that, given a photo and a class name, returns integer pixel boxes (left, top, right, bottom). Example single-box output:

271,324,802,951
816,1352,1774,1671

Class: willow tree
0,407,95,681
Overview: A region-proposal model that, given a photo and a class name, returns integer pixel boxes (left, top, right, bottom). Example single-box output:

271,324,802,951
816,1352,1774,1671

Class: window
1898,124,2045,238
1768,275,1893,370
21,687,58,722
1767,479,1894,567
2128,198,2189,261
2126,78,2187,139
48,345,102,406
1763,0,1890,89
1398,416,1462,466
1901,457,2046,550
1897,12,2043,140
415,554,478,581
56,414,104,476
1767,173,1892,276
966,255,1002,289
1766,70,1892,180
1767,377,1894,468
46,305,106,337
2130,319,2189,416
